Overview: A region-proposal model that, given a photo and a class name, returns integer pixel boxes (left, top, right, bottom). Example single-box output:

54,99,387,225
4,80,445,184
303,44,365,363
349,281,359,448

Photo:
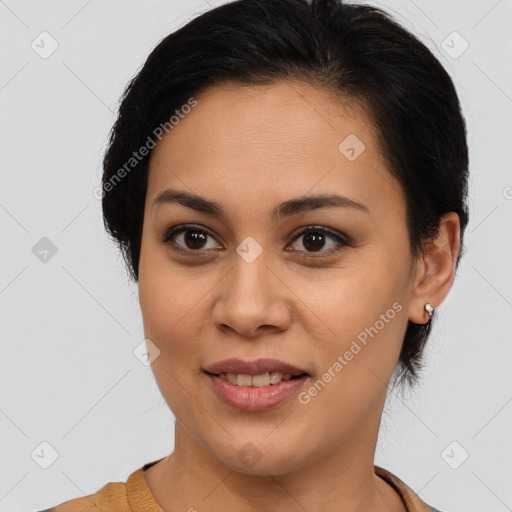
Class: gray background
1,0,511,511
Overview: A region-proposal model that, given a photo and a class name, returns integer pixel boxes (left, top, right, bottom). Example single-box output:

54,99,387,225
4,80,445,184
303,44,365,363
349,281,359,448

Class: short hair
101,0,469,387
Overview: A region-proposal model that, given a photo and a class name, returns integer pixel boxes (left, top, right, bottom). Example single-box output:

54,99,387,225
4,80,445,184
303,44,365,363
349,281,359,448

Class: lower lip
206,373,309,411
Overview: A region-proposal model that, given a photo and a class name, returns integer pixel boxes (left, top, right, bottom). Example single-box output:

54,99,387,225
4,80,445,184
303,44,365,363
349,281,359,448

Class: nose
211,250,293,339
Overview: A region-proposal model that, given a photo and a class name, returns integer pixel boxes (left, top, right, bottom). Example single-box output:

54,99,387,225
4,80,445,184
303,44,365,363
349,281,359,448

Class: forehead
146,80,404,222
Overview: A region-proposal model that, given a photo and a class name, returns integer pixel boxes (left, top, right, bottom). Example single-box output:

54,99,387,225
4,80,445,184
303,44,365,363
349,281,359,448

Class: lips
203,357,309,377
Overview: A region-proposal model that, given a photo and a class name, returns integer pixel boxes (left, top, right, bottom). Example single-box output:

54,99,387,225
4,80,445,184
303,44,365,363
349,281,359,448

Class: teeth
269,371,284,384
226,373,237,385
237,374,252,386
218,371,298,387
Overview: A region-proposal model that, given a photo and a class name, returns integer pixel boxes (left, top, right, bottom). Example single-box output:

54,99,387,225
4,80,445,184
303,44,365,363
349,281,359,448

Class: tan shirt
42,458,442,512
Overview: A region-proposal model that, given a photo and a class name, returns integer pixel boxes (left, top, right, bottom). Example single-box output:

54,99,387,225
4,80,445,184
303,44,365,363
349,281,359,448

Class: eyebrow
152,188,369,221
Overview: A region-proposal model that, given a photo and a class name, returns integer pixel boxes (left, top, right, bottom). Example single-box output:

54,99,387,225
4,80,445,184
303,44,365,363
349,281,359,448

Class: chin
211,438,311,477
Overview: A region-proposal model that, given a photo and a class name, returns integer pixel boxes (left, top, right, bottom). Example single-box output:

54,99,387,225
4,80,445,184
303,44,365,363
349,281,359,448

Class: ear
408,212,461,324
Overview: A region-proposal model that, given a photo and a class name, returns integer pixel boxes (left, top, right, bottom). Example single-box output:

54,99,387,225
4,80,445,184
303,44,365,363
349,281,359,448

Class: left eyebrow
272,193,369,220
151,188,369,221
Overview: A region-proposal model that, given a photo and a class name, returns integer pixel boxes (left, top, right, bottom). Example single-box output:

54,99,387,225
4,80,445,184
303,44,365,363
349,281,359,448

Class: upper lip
204,358,309,376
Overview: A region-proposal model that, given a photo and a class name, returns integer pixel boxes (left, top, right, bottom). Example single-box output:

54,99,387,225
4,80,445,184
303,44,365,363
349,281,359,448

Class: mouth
204,370,309,388
205,372,310,411
203,358,310,411
203,357,310,379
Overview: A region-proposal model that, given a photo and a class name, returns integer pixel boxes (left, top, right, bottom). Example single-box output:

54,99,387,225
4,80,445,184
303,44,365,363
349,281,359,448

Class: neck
145,417,405,512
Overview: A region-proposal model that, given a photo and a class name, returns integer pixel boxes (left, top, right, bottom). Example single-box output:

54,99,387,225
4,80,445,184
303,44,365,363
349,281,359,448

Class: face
138,80,418,476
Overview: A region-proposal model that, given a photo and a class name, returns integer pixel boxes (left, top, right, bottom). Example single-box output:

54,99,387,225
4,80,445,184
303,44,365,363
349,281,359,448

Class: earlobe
407,212,461,324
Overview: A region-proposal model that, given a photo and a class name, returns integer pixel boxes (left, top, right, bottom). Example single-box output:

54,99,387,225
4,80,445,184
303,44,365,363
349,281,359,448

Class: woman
43,0,468,510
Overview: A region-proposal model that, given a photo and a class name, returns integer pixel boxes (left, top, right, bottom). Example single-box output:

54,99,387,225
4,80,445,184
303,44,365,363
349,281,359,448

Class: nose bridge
228,240,274,305
212,239,291,335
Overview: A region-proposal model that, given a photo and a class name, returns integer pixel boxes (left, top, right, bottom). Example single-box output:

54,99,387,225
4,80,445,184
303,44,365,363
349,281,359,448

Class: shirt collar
126,458,439,512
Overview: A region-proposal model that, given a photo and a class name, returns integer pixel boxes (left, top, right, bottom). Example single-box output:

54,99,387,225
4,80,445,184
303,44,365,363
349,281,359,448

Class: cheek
139,272,206,346
138,238,212,343
305,251,410,382
296,275,408,437
138,261,209,420
313,250,406,324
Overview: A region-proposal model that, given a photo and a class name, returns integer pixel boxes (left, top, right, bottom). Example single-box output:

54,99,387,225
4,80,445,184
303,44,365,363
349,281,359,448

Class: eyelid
162,223,351,256
289,225,350,245
163,223,217,243
287,225,351,257
162,223,222,253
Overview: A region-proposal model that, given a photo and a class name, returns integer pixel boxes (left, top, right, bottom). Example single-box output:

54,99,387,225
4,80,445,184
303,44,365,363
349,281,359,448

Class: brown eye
301,231,327,252
163,225,220,254
288,226,349,256
183,230,208,250
163,224,350,258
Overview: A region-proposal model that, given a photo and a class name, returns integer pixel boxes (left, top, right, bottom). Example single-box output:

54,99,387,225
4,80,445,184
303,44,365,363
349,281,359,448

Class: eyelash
162,224,351,258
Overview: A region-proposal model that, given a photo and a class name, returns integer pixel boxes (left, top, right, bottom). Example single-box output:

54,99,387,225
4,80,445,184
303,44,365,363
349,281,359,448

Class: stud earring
424,302,434,319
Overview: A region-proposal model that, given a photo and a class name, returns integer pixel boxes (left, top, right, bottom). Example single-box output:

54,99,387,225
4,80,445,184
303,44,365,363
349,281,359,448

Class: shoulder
374,465,446,512
37,459,165,512
39,480,130,512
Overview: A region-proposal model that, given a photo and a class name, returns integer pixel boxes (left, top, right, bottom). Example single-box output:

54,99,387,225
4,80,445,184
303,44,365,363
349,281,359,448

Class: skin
138,80,461,512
